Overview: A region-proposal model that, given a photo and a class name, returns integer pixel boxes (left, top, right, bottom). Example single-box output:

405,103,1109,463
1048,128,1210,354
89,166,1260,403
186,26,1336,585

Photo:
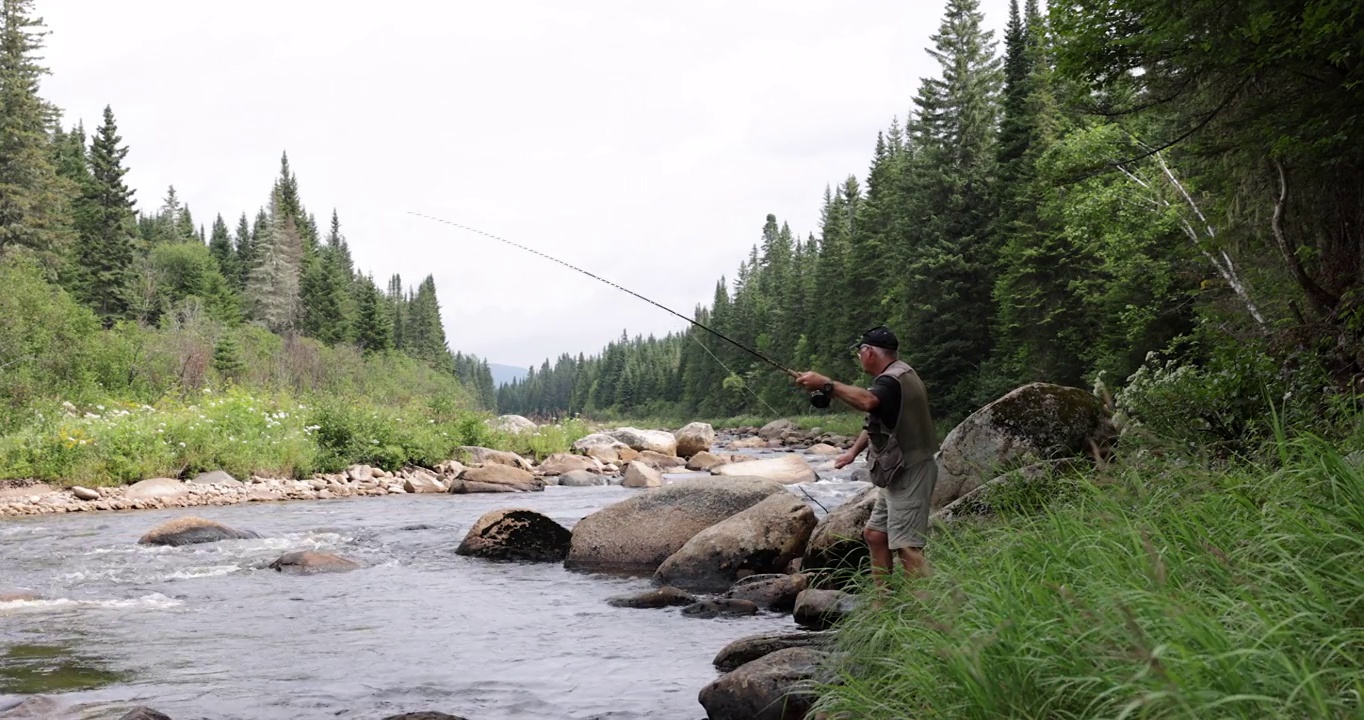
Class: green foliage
813,436,1364,718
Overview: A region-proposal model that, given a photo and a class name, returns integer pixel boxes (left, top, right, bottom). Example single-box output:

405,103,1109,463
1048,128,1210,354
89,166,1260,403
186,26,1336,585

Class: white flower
96,405,105,411
178,442,186,447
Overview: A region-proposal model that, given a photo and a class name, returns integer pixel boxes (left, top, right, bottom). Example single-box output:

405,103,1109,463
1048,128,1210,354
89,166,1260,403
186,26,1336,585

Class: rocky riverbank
0,419,856,518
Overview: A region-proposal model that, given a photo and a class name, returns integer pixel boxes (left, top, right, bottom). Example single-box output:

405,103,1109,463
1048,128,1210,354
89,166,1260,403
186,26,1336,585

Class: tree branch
1271,159,1337,317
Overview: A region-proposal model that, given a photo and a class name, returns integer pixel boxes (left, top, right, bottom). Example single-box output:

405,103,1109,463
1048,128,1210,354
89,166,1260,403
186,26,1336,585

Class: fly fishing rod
407,211,835,408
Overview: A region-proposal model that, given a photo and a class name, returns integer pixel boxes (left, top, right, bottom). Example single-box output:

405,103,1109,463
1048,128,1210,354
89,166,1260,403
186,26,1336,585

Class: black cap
851,325,898,351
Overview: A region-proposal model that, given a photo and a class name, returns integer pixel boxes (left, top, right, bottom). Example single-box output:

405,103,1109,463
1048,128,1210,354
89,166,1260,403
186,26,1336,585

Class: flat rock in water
455,508,572,562
806,443,840,455
654,493,816,592
564,476,787,574
457,464,542,492
605,586,697,609
713,630,829,671
557,469,607,487
124,477,188,500
681,598,759,618
537,452,601,476
722,573,809,612
138,516,260,546
403,469,446,494
268,551,360,574
635,450,686,470
712,454,817,485
621,462,663,488
698,647,824,720
685,450,727,471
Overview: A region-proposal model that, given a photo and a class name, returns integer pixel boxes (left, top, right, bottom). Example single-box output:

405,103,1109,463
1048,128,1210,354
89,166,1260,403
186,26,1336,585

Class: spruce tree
355,276,393,353
245,191,303,333
405,275,449,365
208,214,236,280
0,0,68,259
76,105,138,326
231,213,253,290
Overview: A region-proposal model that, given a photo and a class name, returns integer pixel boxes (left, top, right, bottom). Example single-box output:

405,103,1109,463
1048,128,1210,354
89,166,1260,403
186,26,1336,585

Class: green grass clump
813,436,1364,719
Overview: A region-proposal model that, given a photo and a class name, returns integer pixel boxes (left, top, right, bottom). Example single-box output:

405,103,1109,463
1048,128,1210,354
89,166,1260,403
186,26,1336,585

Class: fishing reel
809,383,834,409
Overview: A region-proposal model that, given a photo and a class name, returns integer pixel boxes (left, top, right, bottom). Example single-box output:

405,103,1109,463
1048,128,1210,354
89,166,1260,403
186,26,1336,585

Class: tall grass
812,435,1364,718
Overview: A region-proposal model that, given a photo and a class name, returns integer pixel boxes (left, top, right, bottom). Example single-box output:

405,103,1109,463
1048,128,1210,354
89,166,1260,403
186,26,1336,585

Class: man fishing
793,325,939,580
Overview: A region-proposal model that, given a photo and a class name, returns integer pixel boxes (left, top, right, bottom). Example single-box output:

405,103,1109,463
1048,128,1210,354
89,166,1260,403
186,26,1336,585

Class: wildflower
178,442,186,447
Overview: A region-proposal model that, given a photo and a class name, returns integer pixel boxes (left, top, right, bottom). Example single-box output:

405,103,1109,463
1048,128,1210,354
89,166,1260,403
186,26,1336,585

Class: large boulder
403,469,446,494
189,470,241,487
686,451,727,472
654,493,816,592
564,476,787,574
801,485,878,585
538,453,601,476
674,422,716,458
456,464,543,492
454,446,533,472
137,516,260,546
698,647,825,720
713,630,829,672
268,551,360,574
936,383,1115,508
609,427,678,456
124,477,188,501
571,433,633,464
455,508,572,562
713,454,817,485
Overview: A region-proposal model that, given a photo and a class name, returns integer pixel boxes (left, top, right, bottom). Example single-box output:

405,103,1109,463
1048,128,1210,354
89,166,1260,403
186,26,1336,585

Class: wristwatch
821,382,834,395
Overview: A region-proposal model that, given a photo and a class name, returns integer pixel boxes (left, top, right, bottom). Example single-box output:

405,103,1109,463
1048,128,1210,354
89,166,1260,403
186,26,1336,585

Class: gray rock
722,573,809,612
713,630,830,672
605,586,697,609
793,588,859,630
189,470,240,487
674,421,716,458
621,462,663,488
698,647,824,720
800,485,878,586
118,708,172,720
564,476,788,575
71,486,99,501
654,493,816,592
935,382,1115,508
681,598,759,618
124,477,187,501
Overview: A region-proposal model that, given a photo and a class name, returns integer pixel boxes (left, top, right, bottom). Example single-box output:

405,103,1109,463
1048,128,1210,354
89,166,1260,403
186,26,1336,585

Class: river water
0,457,867,720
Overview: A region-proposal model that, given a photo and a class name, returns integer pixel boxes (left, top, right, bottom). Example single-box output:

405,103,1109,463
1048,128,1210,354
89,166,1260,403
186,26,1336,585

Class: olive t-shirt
868,374,902,429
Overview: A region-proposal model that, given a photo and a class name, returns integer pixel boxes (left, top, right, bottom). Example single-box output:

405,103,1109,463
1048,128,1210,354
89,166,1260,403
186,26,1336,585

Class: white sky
40,0,1010,370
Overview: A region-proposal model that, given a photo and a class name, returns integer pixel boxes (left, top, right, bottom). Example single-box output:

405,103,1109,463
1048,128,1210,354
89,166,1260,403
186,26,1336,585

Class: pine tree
75,105,138,326
405,275,449,365
232,213,253,290
213,333,246,381
208,214,236,280
0,0,68,260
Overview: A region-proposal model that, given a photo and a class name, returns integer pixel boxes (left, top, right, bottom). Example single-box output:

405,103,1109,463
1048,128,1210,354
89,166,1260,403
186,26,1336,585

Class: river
0,457,866,719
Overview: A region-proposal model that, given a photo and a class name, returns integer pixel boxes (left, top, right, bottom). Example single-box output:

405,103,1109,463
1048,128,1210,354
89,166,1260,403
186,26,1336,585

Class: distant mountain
488,362,530,388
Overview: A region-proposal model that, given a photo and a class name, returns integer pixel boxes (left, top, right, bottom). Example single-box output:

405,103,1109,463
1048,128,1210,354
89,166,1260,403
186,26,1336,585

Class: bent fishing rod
408,211,834,408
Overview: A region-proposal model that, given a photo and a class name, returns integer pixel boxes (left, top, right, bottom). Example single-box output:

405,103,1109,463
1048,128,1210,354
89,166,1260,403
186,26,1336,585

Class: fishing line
408,212,800,378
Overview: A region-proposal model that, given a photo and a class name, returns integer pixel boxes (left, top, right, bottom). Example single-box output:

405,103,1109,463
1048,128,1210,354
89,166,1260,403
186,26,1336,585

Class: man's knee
864,527,889,547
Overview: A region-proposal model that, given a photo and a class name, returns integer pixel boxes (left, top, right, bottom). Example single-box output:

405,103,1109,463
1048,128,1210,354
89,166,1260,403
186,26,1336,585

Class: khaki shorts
866,458,937,550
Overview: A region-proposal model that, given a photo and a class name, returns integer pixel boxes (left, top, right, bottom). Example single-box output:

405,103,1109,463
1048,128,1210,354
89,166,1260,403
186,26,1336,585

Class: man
794,325,939,579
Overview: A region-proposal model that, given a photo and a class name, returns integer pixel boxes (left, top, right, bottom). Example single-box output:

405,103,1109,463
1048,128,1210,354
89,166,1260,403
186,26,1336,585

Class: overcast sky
40,0,1011,370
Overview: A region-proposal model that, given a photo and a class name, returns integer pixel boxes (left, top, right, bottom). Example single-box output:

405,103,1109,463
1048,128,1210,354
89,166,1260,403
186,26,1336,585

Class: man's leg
896,547,929,578
864,527,893,578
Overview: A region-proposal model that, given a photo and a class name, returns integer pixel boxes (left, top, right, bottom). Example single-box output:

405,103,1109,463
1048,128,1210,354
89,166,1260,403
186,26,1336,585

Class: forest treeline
499,0,1364,450
0,0,496,432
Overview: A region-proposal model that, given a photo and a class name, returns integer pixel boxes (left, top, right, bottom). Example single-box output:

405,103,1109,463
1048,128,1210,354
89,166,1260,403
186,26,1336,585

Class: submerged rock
118,708,172,720
681,598,759,618
268,551,360,574
605,586,697,609
137,516,260,546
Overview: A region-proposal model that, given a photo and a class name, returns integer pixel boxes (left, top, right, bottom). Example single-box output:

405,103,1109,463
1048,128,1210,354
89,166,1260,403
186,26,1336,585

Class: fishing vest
865,360,939,488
